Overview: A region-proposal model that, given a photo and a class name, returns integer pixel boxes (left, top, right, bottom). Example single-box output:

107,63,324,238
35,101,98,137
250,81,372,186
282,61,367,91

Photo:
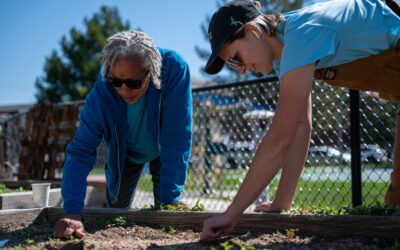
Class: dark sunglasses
105,66,149,89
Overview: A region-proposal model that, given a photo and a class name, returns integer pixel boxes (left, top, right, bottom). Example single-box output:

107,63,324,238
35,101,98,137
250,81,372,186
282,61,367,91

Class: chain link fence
1,77,396,211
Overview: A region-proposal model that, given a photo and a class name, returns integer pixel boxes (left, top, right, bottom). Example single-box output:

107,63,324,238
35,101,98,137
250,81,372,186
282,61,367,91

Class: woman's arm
225,62,315,218
200,62,315,242
254,93,312,211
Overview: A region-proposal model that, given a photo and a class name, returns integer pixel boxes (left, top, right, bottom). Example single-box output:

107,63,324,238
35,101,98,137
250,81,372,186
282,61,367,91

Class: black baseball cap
204,0,262,75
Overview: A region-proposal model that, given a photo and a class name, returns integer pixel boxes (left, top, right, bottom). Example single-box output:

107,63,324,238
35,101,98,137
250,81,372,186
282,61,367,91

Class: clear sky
0,0,218,106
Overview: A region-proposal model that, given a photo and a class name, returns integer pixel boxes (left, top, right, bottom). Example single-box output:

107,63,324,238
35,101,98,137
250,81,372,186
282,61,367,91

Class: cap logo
208,32,213,41
230,16,239,27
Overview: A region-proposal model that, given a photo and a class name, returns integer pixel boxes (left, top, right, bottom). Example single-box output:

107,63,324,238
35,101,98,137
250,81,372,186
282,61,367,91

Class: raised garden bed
0,207,399,249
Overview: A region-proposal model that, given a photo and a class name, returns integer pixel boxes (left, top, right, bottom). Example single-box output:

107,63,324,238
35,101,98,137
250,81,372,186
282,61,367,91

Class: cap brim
204,37,228,75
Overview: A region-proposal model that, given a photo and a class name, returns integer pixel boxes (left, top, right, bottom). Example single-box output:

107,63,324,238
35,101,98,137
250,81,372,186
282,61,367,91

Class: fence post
0,123,3,166
350,89,362,207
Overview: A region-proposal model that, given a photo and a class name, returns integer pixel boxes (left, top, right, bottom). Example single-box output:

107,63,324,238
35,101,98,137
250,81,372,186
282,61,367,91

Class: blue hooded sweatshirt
61,48,192,217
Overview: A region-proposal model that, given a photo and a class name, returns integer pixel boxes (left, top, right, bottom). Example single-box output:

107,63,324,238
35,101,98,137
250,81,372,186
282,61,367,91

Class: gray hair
102,30,162,89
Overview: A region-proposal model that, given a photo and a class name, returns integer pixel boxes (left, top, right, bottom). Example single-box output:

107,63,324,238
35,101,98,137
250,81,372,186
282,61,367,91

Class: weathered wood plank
46,207,400,238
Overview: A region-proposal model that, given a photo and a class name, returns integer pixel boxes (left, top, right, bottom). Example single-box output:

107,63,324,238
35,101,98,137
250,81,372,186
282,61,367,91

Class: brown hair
227,13,283,44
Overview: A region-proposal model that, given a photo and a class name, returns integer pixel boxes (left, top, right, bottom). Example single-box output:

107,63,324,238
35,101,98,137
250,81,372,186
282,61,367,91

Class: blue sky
0,0,218,106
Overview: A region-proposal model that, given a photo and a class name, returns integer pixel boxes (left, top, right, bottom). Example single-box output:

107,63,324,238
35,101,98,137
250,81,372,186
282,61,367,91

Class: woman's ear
244,23,262,38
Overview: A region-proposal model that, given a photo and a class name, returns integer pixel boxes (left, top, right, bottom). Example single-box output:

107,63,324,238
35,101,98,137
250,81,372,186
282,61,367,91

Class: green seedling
220,243,233,249
168,226,177,236
88,243,96,249
191,199,205,211
114,216,127,225
234,242,256,250
151,204,190,211
350,202,400,216
67,235,75,241
48,237,54,242
24,238,34,244
287,202,400,216
0,226,8,232
0,184,25,194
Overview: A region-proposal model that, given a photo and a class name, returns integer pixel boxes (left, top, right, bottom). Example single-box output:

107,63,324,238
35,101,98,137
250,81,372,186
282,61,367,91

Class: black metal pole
350,89,362,207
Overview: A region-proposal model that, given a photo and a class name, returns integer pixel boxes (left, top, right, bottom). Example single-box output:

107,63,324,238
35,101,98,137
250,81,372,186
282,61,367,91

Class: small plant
350,202,400,216
67,235,75,241
151,204,191,211
285,228,299,239
25,238,34,244
0,183,25,194
191,199,205,211
168,226,177,236
234,241,256,250
88,243,96,249
220,242,233,249
0,226,8,232
287,203,400,216
114,216,127,225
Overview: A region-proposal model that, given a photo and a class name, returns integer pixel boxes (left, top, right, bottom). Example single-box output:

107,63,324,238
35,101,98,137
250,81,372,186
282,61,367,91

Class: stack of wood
18,103,79,181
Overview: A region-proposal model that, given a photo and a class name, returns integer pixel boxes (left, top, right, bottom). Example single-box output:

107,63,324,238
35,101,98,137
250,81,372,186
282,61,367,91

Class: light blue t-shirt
273,0,400,79
126,94,160,164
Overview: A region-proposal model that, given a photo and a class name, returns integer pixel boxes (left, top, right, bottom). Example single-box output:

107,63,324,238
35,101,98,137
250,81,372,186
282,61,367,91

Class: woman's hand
200,212,238,243
54,213,85,239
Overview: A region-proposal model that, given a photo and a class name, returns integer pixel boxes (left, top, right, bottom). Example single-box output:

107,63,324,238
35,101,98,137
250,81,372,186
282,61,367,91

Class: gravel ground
1,220,399,249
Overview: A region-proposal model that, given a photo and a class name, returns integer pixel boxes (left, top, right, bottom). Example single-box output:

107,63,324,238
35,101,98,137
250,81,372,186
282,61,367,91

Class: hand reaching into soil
55,213,85,239
200,212,237,243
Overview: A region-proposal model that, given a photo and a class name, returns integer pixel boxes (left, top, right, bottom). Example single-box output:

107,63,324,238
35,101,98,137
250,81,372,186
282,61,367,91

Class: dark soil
1,220,399,249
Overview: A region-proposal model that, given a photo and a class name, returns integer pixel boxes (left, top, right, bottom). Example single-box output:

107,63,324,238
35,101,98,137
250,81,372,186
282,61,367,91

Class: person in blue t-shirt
200,0,400,242
55,30,192,239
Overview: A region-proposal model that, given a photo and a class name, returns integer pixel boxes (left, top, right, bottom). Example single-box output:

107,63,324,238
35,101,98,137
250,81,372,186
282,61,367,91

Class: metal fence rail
1,77,397,211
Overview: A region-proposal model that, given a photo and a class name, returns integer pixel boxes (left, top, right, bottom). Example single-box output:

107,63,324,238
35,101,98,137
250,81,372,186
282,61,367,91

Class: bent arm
225,62,315,219
159,56,192,204
62,95,104,218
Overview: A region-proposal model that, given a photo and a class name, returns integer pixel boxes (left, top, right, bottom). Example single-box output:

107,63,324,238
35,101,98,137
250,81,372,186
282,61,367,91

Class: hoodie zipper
115,123,121,201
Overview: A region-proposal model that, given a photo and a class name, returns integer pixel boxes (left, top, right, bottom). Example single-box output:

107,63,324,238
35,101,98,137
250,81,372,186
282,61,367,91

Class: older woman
55,30,192,238
201,0,400,242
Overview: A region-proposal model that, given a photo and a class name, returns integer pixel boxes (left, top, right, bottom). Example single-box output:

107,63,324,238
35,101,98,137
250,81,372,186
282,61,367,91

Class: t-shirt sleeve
279,25,337,78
